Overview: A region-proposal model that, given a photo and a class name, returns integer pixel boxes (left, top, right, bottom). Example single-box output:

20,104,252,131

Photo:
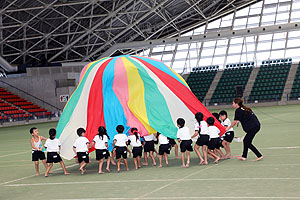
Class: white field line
259,146,300,150
0,163,78,186
231,146,300,151
0,151,30,158
5,177,300,187
0,160,30,163
136,164,215,199
0,164,33,168
53,197,300,200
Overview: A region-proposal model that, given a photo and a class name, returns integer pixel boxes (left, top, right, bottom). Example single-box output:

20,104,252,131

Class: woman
226,98,263,161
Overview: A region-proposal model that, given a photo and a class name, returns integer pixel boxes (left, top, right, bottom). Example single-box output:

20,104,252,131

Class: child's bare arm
40,136,48,141
86,142,90,149
226,120,239,131
89,141,95,148
191,130,199,138
73,147,76,154
112,140,116,147
105,143,108,148
30,139,38,150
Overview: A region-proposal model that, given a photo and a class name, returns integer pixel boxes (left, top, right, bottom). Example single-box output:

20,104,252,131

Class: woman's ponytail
233,98,252,113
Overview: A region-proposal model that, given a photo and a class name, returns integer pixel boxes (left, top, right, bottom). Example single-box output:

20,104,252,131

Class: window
272,40,286,49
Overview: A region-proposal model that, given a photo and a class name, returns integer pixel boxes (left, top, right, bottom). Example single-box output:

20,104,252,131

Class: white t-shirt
73,137,90,152
208,126,220,139
113,134,128,147
194,121,209,135
177,127,191,140
128,134,142,147
143,134,156,142
45,138,61,152
222,118,233,132
93,135,108,150
158,134,169,145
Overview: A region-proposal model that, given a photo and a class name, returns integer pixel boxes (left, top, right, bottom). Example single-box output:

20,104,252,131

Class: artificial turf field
0,104,300,200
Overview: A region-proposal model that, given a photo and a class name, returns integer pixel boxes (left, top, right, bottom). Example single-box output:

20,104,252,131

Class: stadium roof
0,0,261,65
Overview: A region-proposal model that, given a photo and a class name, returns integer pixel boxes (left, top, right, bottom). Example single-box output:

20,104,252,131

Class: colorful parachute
56,55,225,160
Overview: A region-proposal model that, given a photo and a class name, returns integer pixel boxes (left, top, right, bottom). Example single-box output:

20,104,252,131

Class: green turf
0,104,300,200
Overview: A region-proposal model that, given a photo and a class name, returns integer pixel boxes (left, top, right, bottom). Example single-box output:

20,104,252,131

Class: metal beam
0,56,16,72
0,0,59,44
48,0,135,62
83,0,169,61
0,0,18,15
9,0,99,63
99,22,300,58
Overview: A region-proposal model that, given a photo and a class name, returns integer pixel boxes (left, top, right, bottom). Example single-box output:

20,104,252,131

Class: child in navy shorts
157,132,171,168
90,126,111,174
112,125,129,172
128,128,143,170
219,110,234,159
142,133,157,166
44,128,70,177
191,112,208,165
29,127,49,176
176,118,193,168
73,128,90,174
207,117,221,163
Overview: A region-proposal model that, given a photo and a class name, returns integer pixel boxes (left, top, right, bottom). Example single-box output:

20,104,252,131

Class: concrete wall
0,66,83,111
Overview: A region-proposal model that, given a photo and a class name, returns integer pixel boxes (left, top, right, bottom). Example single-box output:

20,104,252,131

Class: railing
0,80,60,111
0,111,60,124
202,93,300,106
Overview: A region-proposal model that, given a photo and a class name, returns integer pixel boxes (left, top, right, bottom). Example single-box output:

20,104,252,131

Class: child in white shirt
112,125,129,172
157,132,170,168
128,127,143,170
142,133,157,166
90,126,110,174
207,117,221,164
73,128,90,174
191,112,207,165
176,118,193,168
219,110,234,159
44,128,69,177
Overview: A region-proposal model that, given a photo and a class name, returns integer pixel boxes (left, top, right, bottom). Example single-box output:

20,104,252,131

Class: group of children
30,110,234,177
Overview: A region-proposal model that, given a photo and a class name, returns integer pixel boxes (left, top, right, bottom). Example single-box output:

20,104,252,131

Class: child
167,137,181,159
207,117,221,163
191,112,207,165
212,112,221,123
73,128,90,174
142,133,157,166
112,125,129,172
90,126,111,174
176,118,193,168
29,127,49,176
157,132,170,168
44,128,70,177
128,128,143,170
219,110,234,159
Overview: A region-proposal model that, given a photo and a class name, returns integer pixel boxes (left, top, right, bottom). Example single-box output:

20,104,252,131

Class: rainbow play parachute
56,55,225,160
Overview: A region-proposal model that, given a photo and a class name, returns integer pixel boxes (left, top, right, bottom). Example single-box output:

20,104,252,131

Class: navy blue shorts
196,135,209,146
47,152,62,163
144,141,155,152
77,152,89,163
180,140,193,152
96,149,109,160
158,144,171,155
116,146,127,159
132,146,143,158
224,131,234,143
32,151,46,161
